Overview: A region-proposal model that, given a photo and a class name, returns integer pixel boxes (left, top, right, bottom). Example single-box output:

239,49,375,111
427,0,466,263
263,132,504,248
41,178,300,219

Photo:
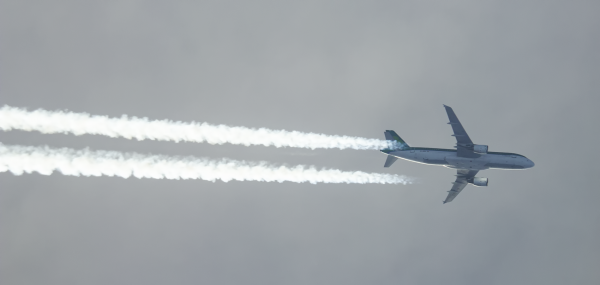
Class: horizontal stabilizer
384,155,398,168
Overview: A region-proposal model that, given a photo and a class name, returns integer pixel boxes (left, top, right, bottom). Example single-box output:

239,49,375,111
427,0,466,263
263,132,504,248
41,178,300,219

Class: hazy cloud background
1,1,599,284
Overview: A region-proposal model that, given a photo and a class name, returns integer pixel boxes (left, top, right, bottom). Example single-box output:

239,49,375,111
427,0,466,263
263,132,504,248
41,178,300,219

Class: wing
443,169,479,204
443,105,478,158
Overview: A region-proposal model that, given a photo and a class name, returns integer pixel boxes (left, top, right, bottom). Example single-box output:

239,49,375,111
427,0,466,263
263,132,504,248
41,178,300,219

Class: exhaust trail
0,106,394,150
0,143,411,184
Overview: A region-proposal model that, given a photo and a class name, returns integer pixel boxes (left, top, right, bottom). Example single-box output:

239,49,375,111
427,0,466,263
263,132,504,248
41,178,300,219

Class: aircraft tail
381,130,409,168
383,155,398,168
384,130,410,150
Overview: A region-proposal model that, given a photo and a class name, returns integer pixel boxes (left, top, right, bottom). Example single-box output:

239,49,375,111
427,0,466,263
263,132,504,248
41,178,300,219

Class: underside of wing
443,169,479,204
444,105,472,145
443,105,479,158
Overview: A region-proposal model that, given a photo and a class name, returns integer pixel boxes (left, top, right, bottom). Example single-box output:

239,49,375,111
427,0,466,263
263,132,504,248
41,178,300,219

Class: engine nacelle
473,144,488,154
468,177,488,186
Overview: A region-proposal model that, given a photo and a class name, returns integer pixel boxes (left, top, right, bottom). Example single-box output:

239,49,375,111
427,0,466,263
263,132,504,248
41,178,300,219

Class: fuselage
381,147,534,170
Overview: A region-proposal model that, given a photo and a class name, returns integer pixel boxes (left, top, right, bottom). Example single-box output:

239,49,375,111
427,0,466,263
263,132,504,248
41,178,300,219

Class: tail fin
384,130,410,150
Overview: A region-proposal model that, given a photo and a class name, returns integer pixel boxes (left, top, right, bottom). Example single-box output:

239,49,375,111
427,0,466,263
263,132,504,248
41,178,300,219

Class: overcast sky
1,1,599,284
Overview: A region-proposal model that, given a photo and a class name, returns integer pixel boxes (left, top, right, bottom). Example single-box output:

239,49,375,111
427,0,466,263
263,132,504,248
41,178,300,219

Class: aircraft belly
390,151,447,165
445,155,488,170
389,151,418,163
484,154,523,169
423,159,447,165
422,154,447,165
412,151,450,165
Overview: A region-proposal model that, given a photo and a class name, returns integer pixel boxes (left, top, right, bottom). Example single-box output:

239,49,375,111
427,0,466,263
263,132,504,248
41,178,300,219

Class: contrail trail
0,106,395,150
0,143,411,184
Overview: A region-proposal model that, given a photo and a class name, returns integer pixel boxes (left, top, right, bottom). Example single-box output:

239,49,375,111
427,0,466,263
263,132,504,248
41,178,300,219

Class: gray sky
1,1,599,284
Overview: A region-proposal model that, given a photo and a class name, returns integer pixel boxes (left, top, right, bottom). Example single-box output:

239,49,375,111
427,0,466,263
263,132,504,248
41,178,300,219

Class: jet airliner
381,105,534,204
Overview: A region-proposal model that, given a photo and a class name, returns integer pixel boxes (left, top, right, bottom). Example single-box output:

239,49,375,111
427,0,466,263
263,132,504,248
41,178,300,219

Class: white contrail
0,143,411,184
0,106,394,150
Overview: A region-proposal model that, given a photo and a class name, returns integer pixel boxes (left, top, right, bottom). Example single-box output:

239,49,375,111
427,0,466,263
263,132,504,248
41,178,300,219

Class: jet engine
468,177,488,186
473,144,488,154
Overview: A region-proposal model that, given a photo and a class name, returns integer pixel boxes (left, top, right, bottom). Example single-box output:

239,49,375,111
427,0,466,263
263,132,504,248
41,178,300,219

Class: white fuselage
388,148,534,170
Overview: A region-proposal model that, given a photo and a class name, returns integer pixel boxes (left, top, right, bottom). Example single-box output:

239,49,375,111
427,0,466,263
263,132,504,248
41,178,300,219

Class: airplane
380,105,534,204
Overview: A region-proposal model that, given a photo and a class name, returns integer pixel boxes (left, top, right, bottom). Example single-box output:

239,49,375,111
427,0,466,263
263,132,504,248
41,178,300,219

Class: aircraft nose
527,159,535,168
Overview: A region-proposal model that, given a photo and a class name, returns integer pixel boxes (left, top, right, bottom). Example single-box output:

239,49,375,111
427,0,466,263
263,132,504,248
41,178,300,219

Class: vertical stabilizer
384,130,410,150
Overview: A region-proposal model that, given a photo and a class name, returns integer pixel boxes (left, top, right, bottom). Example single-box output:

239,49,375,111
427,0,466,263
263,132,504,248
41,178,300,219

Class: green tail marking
384,130,410,150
